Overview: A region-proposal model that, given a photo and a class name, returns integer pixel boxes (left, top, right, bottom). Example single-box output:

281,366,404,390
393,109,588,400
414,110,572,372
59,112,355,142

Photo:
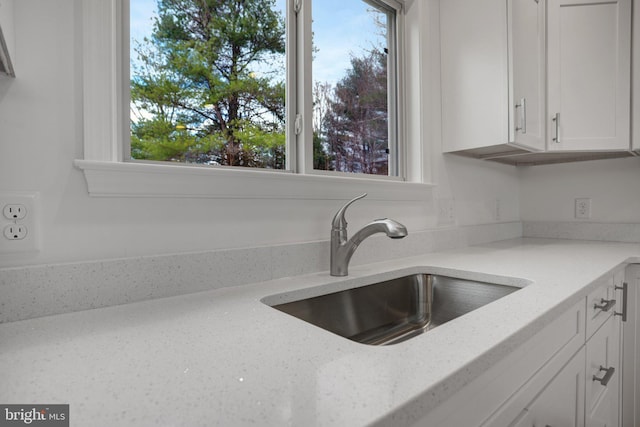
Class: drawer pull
552,113,560,143
593,298,615,312
515,98,527,133
614,282,628,322
593,366,615,386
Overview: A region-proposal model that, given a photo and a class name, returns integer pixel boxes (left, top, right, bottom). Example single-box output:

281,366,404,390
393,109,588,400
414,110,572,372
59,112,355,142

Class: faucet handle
331,193,367,230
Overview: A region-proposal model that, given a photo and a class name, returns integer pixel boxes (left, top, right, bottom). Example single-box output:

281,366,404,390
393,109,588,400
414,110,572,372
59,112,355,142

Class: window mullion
294,0,314,174
388,6,401,179
82,0,126,162
285,0,298,172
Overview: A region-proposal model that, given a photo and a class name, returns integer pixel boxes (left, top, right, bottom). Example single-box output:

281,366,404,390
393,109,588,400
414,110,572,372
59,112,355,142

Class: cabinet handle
552,113,560,143
615,282,628,322
593,366,615,386
515,98,527,134
593,298,615,312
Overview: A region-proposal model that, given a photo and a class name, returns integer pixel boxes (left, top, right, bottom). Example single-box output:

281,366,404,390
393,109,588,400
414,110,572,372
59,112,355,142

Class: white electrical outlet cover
575,198,592,219
0,192,40,253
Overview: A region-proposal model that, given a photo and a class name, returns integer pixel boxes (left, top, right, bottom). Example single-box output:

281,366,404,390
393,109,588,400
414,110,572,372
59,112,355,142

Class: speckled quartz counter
1,238,639,426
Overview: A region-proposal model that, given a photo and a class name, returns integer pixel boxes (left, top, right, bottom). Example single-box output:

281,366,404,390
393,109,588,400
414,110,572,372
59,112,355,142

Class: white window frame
74,0,431,201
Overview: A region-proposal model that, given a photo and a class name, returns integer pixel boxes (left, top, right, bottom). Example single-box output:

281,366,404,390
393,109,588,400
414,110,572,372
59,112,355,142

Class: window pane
130,0,286,169
312,0,394,176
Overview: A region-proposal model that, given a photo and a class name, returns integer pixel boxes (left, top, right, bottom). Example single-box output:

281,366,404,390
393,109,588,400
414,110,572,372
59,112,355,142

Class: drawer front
586,277,617,339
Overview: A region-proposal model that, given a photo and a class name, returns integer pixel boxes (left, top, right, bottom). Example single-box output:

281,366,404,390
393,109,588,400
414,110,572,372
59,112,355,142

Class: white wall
520,157,640,223
0,0,520,268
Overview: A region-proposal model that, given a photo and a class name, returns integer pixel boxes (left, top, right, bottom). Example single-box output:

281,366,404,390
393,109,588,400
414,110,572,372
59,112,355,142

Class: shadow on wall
0,77,14,103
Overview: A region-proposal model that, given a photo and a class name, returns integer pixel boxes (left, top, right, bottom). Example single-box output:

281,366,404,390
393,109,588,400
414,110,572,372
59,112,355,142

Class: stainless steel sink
269,274,520,345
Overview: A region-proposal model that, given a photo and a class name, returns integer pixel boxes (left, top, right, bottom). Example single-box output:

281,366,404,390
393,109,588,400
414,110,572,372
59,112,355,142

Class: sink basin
269,274,520,345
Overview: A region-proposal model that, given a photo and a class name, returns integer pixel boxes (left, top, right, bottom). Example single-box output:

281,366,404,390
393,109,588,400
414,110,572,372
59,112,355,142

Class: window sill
74,160,433,200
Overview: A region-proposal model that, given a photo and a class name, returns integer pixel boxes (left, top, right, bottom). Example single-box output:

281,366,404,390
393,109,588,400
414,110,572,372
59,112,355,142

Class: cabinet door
547,0,631,151
512,349,586,427
508,0,545,151
480,301,586,427
621,265,639,427
586,314,621,427
440,0,510,152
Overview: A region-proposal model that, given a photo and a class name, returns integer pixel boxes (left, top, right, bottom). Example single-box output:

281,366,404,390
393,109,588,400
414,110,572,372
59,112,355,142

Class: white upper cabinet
441,0,635,165
546,0,631,151
440,0,546,156
508,0,546,151
440,0,509,154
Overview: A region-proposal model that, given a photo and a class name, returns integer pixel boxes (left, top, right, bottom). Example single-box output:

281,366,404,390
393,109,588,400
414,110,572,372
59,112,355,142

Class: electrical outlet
3,204,27,220
575,198,591,219
437,198,455,225
4,224,27,240
0,192,40,253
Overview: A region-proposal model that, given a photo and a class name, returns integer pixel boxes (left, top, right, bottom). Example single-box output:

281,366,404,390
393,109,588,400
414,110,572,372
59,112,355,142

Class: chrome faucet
330,193,408,276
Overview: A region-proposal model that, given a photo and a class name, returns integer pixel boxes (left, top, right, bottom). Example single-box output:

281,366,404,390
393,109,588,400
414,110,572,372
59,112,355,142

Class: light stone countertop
1,238,639,426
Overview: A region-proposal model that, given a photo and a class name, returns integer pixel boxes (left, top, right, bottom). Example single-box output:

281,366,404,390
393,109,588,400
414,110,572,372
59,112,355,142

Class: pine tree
131,0,286,168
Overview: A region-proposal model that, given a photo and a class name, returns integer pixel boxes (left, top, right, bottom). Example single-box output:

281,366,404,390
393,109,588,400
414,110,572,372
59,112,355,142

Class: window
129,0,287,169
311,0,398,176
128,0,401,177
76,0,431,200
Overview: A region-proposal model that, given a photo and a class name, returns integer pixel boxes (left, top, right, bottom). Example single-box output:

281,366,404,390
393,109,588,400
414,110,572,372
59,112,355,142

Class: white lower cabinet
512,349,586,427
586,314,621,427
503,307,622,427
621,265,640,427
416,300,586,426
481,340,586,427
416,267,635,427
498,279,622,427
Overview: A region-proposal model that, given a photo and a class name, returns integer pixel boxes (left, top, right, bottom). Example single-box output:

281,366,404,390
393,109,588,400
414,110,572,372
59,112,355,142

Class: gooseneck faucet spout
330,193,408,277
